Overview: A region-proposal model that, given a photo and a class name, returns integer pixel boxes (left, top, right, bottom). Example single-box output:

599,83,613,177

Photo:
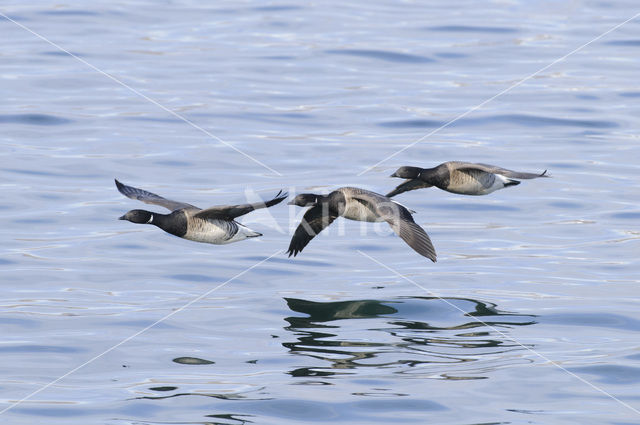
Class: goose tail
223,224,262,244
239,226,262,238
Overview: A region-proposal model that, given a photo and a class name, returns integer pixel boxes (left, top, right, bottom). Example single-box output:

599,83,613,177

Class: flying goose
287,187,436,262
387,161,548,197
115,179,287,244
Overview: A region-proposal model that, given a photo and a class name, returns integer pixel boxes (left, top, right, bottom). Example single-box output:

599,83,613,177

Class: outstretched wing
194,190,288,220
386,179,433,197
287,205,338,257
472,164,549,179
115,179,196,211
381,206,436,262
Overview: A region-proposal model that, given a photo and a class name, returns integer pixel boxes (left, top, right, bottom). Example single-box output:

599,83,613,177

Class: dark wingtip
421,249,437,263
422,250,437,263
271,190,288,204
114,179,127,193
540,169,551,177
287,245,303,257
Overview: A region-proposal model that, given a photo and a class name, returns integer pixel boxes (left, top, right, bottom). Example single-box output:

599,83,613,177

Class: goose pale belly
448,170,503,195
342,201,384,222
183,219,239,244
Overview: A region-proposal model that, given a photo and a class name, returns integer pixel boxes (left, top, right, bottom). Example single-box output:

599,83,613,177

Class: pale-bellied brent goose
387,161,548,197
287,187,436,261
116,179,287,244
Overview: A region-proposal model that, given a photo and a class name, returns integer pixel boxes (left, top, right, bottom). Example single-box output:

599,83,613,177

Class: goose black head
119,209,154,224
390,166,422,179
287,194,319,207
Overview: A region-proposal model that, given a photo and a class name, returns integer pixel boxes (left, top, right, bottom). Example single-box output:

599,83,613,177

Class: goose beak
118,215,126,220
390,172,398,177
287,201,295,205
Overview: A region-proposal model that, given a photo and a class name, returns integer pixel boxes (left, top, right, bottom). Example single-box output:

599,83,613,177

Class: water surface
1,1,640,424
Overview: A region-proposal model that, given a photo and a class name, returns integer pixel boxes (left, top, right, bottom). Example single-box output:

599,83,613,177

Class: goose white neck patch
146,214,154,224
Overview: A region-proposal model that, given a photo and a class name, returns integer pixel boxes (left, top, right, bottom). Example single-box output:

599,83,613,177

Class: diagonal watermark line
0,12,282,177
0,249,283,416
358,11,640,176
357,250,640,416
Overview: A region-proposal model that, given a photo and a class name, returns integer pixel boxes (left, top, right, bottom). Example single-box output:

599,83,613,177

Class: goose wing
115,179,196,211
287,204,338,257
385,179,433,197
194,190,287,220
468,163,549,179
380,204,436,262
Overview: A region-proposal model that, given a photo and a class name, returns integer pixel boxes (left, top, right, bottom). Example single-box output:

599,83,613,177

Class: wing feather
194,190,287,220
287,205,338,257
471,164,549,179
380,204,436,262
115,179,195,211
386,179,433,197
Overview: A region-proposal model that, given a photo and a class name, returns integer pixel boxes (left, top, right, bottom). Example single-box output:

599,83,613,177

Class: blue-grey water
2,1,640,424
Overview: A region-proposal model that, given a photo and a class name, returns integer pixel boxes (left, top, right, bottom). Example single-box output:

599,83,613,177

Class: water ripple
0,113,72,125
282,297,536,379
379,114,618,129
324,49,434,64
569,365,640,385
605,40,640,47
541,313,640,331
0,344,85,353
428,25,518,34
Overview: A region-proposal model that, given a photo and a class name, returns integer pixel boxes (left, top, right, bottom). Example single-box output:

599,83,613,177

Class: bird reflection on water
283,297,537,380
